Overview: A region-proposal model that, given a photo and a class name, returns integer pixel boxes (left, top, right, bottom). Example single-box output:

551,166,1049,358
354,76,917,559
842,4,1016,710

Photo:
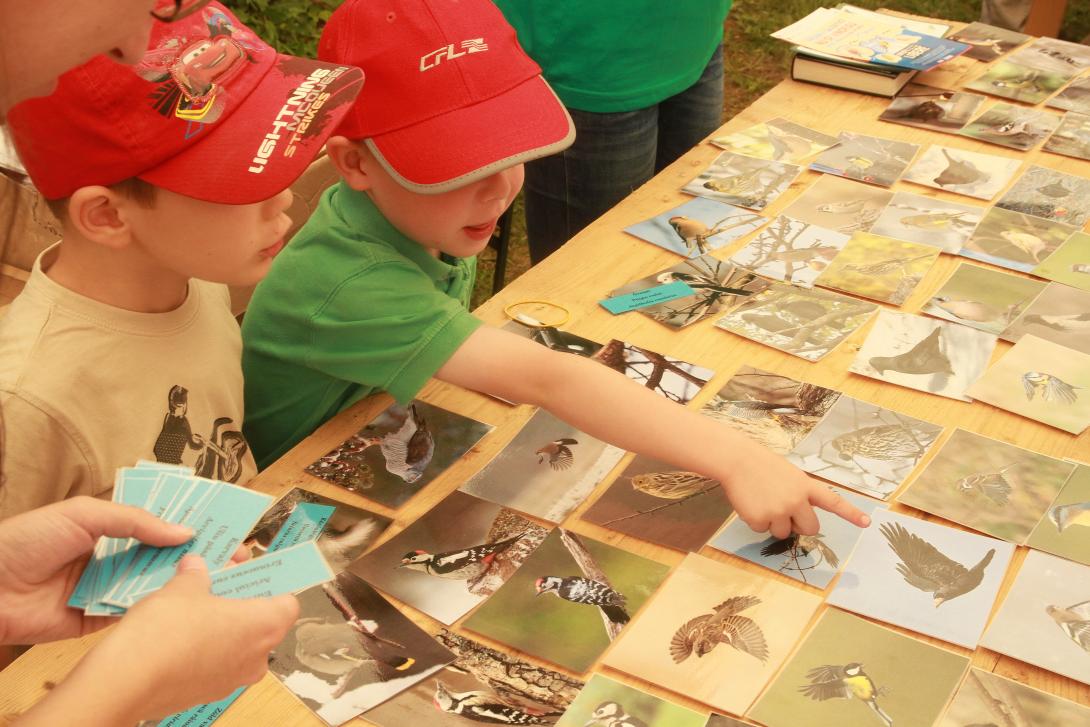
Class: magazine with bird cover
902,143,1022,201
921,261,1047,335
960,206,1077,273
779,174,893,234
827,509,1015,648
947,21,1030,61
981,549,1090,687
1031,230,1090,292
624,196,767,258
958,102,1061,151
581,453,734,553
1000,282,1090,355
867,191,983,253
995,164,1090,226
938,666,1090,727
603,553,822,716
897,428,1077,544
1045,110,1090,162
710,116,840,163
808,132,920,188
348,491,549,625
814,231,941,306
727,215,850,288
267,571,456,726
304,400,494,509
747,608,969,727
967,334,1090,435
1026,463,1090,566
682,151,802,211
462,529,670,674
365,630,584,727
965,59,1068,105
708,485,884,589
878,85,985,133
849,310,997,402
555,673,707,727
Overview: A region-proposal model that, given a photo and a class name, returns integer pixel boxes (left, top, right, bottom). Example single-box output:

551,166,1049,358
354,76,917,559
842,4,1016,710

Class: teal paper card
600,280,695,314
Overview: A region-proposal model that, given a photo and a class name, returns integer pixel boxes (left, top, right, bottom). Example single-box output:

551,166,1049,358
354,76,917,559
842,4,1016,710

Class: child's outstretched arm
437,326,870,538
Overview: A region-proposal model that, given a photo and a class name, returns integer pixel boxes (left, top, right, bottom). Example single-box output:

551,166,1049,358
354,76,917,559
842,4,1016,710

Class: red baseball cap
319,0,575,194
6,3,363,204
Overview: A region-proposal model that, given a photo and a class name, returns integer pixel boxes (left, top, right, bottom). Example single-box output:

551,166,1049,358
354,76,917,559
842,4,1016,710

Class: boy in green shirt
241,0,868,539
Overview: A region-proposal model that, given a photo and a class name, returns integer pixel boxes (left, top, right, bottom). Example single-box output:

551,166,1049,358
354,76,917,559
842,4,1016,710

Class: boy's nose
267,187,295,216
108,16,157,67
479,164,525,202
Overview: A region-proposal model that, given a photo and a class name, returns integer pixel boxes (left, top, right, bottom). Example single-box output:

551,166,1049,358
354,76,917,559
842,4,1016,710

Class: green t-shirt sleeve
305,261,483,404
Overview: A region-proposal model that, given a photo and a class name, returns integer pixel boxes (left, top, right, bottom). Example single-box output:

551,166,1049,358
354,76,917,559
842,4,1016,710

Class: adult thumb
162,554,212,595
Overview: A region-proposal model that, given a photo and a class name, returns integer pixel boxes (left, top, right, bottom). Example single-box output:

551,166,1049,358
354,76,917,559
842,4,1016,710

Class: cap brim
141,56,364,205
366,75,574,194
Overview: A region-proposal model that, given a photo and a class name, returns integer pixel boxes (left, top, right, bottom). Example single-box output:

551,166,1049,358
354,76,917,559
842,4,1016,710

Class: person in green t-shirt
493,0,733,262
241,0,869,540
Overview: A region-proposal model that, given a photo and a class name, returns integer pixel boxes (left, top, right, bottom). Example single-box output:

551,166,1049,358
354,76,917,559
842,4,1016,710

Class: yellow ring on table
502,300,571,328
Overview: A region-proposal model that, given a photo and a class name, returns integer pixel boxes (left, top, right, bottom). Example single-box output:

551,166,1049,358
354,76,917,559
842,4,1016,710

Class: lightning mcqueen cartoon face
172,36,247,102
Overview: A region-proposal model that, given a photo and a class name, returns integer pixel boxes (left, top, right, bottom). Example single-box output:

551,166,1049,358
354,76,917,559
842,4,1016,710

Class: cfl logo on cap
420,39,488,71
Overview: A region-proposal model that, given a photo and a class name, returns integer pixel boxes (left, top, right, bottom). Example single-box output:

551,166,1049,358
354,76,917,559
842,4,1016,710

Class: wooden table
3,49,1090,727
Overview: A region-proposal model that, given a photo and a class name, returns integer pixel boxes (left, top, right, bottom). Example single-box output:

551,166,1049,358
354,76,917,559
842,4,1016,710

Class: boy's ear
66,187,134,249
326,136,374,192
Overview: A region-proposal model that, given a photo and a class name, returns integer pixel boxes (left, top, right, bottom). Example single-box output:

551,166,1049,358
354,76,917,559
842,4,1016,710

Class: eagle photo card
623,196,766,258
921,261,1047,336
1026,463,1090,566
902,144,1022,201
681,150,802,211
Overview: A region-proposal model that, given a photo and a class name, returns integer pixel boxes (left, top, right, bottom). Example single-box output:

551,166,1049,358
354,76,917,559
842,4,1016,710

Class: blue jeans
523,44,725,263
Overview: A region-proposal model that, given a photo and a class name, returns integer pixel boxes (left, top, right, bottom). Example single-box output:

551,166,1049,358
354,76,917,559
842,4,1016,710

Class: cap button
386,11,396,22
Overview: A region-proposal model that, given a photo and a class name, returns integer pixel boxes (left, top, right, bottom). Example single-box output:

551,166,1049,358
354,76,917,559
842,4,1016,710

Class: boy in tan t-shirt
0,3,362,518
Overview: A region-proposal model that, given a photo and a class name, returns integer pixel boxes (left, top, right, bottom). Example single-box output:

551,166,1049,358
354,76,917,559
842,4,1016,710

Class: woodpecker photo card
1000,282,1090,355
462,529,671,674
813,231,941,306
709,116,840,163
960,206,1077,274
902,144,1022,202
727,215,850,288
898,429,1078,545
921,261,1047,336
348,491,549,625
1031,230,1090,292
555,673,707,727
878,85,985,133
779,175,894,234
995,165,1090,227
304,400,494,509
747,608,970,727
681,150,802,211
958,102,1061,151
866,191,983,254
938,666,1090,727
965,59,1068,105
581,453,734,553
623,196,766,258
808,131,920,188
1026,463,1090,566
603,553,822,716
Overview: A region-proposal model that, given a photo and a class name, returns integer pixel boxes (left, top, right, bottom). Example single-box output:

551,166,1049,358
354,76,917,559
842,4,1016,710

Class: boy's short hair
44,178,158,221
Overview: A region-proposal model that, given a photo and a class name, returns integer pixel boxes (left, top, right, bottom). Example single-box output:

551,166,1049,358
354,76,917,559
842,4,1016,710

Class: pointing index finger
812,487,870,528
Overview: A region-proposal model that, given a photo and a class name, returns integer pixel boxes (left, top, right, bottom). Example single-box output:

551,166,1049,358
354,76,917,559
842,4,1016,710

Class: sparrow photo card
814,232,941,306
304,400,494,509
462,529,670,674
867,191,983,253
848,310,998,402
681,150,802,211
710,116,840,163
1026,463,1090,566
747,608,970,727
897,428,1078,544
995,164,1090,226
808,131,920,188
779,174,893,233
902,143,1022,201
960,206,1077,273
1048,77,1090,114
708,485,883,589
1043,110,1090,160
1001,282,1090,355
965,59,1068,105
581,453,734,553
921,261,1047,335
937,666,1090,727
958,102,1061,151
602,553,822,716
1031,230,1090,292
727,215,850,287
555,674,707,727
624,196,767,258
967,334,1090,435
947,21,1030,61
827,509,1015,648
878,85,986,133
348,490,549,625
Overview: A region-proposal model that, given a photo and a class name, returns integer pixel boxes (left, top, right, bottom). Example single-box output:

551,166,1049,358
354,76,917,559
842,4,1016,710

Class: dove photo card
1001,281,1090,354
827,509,1015,648
814,232,941,306
867,191,983,253
967,334,1090,435
808,131,920,188
902,144,1021,201
603,553,822,716
710,116,840,163
1032,231,1090,292
779,174,893,233
996,165,1090,226
462,529,670,674
1045,110,1090,162
938,667,1090,727
708,485,883,589
981,549,1090,687
348,491,549,625
965,59,1068,105
556,674,707,727
878,85,985,133
960,206,1077,273
898,428,1077,544
786,395,942,500
922,261,1047,335
849,310,998,402
581,453,734,553
304,400,494,509
727,215,850,287
1027,463,1090,566
958,102,1061,151
947,21,1030,61
623,196,767,258
681,150,801,211
748,608,969,727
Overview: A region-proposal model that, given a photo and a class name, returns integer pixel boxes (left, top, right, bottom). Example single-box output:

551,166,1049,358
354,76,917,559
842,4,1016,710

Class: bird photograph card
348,491,549,625
960,206,1077,273
590,338,715,405
608,255,771,329
1001,282,1090,355
1045,110,1090,161
1048,77,1090,114
937,666,1090,727
462,529,670,674
1026,463,1090,566
867,191,983,253
922,261,1047,335
1031,230,1090,292
786,395,943,500
808,131,920,188
710,116,840,163
715,283,878,362
555,673,707,727
727,215,850,288
1009,37,1090,78
958,102,1061,151
947,21,1031,61
460,409,626,523
813,232,941,306
267,571,456,727
748,608,970,727
902,144,1022,201
827,509,1015,648
967,334,1090,434
897,428,1077,544
305,400,494,509
995,164,1090,226
365,629,584,727
602,553,822,716
981,549,1090,687
705,715,757,727
624,197,767,258
682,150,802,211
848,310,998,402
698,365,843,455
708,486,883,589
779,174,893,234
581,453,734,553
878,85,986,133
965,59,1068,105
